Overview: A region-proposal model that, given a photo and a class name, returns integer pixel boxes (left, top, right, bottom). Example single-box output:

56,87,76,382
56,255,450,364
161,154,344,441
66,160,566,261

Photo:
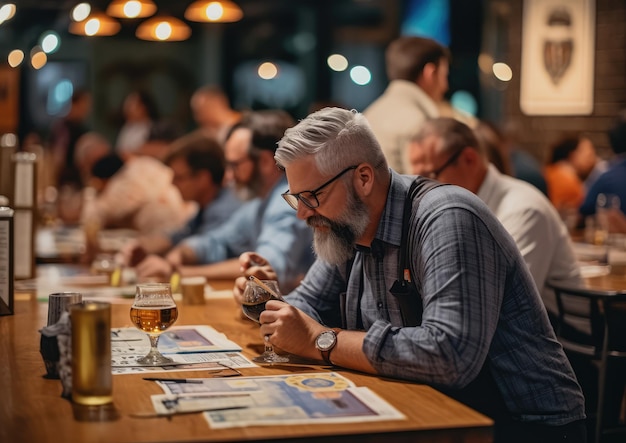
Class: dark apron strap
389,177,444,326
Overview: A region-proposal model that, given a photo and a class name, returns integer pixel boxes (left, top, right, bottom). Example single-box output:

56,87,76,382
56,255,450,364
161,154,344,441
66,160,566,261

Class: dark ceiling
2,0,386,40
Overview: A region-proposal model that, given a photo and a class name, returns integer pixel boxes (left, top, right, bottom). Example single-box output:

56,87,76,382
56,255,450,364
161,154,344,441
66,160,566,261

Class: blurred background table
1,264,493,443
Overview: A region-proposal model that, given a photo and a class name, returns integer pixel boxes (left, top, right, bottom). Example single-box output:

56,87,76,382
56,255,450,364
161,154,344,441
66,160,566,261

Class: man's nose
296,203,315,220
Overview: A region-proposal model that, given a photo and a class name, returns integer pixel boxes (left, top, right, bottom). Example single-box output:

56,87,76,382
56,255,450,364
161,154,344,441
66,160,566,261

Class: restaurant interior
1,1,626,443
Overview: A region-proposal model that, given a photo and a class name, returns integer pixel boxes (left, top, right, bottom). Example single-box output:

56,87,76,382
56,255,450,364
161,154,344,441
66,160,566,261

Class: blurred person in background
121,132,241,261
48,89,92,187
364,36,450,173
190,85,243,145
115,90,159,158
135,110,314,291
502,120,549,196
73,132,111,187
580,110,626,226
85,152,193,235
473,120,512,176
134,120,182,161
544,135,587,215
408,118,583,334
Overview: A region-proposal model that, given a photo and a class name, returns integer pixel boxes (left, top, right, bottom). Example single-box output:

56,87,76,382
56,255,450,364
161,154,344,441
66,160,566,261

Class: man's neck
356,172,391,247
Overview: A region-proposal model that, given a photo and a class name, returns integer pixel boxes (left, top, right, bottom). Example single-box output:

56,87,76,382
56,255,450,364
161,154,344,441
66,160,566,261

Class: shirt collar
476,163,499,203
372,170,414,249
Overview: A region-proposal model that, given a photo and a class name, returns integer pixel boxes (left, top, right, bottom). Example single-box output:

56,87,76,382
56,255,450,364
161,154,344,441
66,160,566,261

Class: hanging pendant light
106,0,157,19
136,16,191,41
184,1,243,23
69,11,121,37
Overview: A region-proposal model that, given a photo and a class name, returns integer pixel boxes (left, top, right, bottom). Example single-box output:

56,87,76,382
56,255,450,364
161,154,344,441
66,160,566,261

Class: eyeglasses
282,165,357,210
427,147,465,179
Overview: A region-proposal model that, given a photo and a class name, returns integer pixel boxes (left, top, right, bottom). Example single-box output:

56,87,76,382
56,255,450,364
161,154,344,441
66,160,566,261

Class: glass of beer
130,283,178,366
241,277,289,364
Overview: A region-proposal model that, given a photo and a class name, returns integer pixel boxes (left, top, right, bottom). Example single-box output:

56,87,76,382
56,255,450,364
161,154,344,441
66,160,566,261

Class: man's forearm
177,258,241,280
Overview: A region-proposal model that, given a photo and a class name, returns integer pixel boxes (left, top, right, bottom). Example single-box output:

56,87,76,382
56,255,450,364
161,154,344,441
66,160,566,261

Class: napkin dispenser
0,204,14,316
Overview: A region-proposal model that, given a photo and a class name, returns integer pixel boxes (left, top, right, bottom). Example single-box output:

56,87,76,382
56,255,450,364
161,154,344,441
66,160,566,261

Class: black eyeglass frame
427,147,465,179
282,165,358,210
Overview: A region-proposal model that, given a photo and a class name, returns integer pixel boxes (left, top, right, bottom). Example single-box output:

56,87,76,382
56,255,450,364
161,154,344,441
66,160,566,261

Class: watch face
316,331,336,350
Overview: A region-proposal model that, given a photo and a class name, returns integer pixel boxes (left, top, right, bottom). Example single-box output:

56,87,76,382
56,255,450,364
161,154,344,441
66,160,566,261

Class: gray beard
307,188,369,265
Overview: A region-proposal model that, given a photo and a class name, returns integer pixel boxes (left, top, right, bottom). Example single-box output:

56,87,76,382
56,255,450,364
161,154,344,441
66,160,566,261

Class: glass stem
148,335,160,354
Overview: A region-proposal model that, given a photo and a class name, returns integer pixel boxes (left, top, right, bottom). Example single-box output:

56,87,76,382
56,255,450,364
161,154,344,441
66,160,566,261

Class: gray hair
275,107,387,176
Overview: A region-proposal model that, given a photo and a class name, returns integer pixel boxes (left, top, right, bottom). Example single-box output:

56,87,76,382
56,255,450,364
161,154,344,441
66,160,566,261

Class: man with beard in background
135,110,314,291
233,107,586,443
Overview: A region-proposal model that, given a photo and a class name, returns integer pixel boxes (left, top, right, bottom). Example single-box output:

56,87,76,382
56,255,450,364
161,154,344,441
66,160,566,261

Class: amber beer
70,301,112,406
130,305,178,334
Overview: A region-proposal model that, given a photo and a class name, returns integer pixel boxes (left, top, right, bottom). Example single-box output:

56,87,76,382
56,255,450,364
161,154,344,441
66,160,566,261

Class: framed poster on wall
520,0,595,115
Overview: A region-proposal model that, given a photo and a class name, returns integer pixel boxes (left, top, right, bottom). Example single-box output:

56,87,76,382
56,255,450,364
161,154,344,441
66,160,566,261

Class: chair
548,281,626,443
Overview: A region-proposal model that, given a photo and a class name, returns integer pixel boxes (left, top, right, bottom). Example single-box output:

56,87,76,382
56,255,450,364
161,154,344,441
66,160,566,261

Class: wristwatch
315,328,341,364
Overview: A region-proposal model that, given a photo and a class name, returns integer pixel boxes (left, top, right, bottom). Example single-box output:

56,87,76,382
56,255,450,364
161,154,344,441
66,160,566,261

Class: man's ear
353,163,375,197
460,147,481,166
417,62,437,88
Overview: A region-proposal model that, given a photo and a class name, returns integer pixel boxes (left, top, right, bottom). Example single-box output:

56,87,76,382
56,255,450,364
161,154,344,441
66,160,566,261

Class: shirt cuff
362,319,393,363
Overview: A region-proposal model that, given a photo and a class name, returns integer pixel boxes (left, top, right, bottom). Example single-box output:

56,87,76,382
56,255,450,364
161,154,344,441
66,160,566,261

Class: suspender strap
389,177,445,327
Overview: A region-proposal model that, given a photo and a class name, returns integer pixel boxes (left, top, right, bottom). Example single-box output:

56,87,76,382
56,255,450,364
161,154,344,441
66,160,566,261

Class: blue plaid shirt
288,170,585,425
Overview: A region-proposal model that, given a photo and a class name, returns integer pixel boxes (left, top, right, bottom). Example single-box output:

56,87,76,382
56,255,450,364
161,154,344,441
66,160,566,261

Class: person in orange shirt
544,135,588,212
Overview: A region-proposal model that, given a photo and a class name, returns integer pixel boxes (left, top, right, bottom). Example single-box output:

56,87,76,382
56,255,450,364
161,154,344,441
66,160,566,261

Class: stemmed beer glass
130,283,178,366
241,277,289,364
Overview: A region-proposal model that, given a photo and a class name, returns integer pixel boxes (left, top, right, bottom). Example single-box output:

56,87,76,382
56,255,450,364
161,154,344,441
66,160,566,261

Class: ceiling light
106,0,157,19
185,1,243,23
7,49,24,68
71,3,91,22
30,47,47,70
136,16,191,41
0,3,16,24
69,11,121,36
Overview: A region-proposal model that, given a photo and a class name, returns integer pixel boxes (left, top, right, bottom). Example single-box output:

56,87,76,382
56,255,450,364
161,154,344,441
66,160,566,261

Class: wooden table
0,276,493,443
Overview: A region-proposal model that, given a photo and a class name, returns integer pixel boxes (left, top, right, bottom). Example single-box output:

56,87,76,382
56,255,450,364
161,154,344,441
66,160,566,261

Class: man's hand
259,300,325,360
233,252,278,306
135,254,174,279
118,239,148,267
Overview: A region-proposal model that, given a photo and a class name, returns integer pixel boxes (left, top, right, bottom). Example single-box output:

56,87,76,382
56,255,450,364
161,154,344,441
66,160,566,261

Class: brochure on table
112,325,256,374
150,372,405,427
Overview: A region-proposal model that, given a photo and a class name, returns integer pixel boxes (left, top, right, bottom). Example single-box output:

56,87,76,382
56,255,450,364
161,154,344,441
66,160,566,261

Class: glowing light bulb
124,1,142,18
8,49,24,68
206,2,224,20
71,3,91,22
258,62,278,80
155,22,173,40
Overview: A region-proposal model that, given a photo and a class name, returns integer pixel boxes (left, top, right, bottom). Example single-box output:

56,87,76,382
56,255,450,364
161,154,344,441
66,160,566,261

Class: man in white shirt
408,117,583,332
364,36,449,173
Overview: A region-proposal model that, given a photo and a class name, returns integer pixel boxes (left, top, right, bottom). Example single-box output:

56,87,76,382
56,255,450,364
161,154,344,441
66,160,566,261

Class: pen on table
143,377,204,384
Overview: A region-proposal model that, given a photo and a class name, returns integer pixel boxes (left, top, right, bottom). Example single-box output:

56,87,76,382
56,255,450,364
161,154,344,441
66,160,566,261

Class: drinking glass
130,283,178,366
241,277,289,364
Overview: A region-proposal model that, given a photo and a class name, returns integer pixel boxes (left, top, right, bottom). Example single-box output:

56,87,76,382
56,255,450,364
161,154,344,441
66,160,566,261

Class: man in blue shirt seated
136,110,314,291
579,109,626,231
122,131,242,263
235,107,586,442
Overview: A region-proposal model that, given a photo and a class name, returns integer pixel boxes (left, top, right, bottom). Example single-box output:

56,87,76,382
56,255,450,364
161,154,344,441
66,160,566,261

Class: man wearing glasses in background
408,118,583,335
235,107,586,443
135,110,314,292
